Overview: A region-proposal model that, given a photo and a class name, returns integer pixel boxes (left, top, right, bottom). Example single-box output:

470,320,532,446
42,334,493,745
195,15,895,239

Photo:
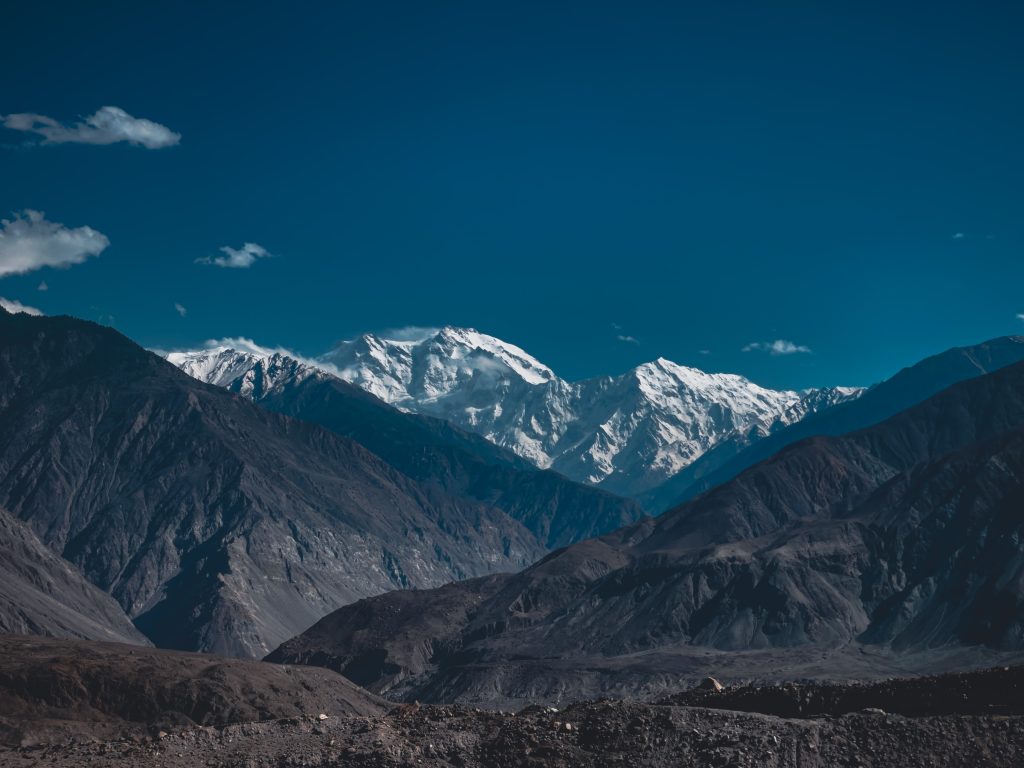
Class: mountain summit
172,327,862,500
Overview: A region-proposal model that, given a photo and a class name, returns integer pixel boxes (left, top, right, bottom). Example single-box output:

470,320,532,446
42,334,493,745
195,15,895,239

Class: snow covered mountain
168,328,863,500
169,342,325,400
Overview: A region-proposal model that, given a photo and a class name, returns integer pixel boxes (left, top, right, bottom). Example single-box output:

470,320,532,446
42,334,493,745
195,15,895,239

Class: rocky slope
0,309,545,657
0,509,148,645
172,328,861,501
169,347,644,548
4,663,1023,767
643,334,1024,512
0,634,385,748
268,359,1024,704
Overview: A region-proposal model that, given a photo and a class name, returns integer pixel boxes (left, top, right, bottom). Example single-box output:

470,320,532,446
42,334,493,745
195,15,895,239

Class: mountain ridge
0,309,547,657
170,348,645,548
642,334,1024,511
268,357,1024,704
170,327,862,501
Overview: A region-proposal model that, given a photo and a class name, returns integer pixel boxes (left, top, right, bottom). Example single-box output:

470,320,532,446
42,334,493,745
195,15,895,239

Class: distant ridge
172,327,862,502
643,335,1024,512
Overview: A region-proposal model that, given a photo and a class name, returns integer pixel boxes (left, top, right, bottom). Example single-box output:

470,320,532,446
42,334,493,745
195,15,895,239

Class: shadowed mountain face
0,508,148,646
0,309,546,657
269,360,1024,704
182,353,646,549
643,336,1024,512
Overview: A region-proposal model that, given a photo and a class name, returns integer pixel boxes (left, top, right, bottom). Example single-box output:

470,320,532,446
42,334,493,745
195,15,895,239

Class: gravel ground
3,699,1022,768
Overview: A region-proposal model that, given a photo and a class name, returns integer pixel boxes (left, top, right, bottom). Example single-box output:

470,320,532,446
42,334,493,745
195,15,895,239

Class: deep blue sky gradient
2,1,1022,388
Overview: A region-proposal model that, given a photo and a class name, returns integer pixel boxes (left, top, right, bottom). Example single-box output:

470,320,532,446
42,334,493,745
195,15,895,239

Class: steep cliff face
268,360,1024,703
0,309,544,658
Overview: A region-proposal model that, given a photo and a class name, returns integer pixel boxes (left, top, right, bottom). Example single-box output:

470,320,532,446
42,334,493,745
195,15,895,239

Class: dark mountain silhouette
0,308,546,657
642,336,1024,512
269,359,1024,704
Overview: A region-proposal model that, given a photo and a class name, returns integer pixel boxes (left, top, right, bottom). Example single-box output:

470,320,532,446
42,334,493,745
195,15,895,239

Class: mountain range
166,346,643,548
268,355,1024,705
4,304,1024,711
0,309,566,657
170,327,864,506
641,335,1024,511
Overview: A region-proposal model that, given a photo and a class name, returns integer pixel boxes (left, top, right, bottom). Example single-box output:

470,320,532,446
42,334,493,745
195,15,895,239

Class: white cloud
698,349,711,356
0,297,42,315
197,242,272,269
952,232,965,239
37,280,48,291
616,334,640,344
2,107,180,149
742,339,812,356
376,326,442,342
0,210,109,277
1017,314,1024,322
174,303,187,317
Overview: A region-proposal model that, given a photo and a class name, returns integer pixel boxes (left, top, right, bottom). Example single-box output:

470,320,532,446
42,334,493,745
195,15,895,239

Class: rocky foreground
1,637,1022,767
4,696,1023,767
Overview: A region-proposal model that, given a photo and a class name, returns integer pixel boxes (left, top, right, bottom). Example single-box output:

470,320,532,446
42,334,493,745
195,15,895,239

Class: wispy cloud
174,303,187,317
1016,313,1024,322
375,326,442,342
0,297,42,315
698,349,711,356
0,210,109,277
616,334,640,345
2,107,180,149
196,242,272,269
742,339,812,356
37,280,48,291
952,232,965,240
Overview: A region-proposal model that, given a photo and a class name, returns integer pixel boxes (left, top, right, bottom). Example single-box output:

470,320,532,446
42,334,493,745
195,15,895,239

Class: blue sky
1,1,1022,389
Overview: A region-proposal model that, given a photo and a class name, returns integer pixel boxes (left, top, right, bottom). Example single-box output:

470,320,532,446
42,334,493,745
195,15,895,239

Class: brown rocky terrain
0,635,385,749
2,656,1022,767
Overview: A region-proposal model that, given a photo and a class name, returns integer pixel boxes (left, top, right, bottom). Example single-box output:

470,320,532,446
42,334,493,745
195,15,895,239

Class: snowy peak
320,326,555,404
167,343,325,401
632,358,801,419
166,328,864,500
